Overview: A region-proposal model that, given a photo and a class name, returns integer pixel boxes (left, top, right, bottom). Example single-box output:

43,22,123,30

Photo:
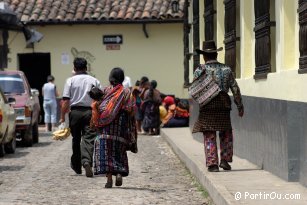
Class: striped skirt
93,110,130,176
93,134,129,176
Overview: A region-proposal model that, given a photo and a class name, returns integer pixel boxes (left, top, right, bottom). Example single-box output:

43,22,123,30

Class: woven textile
97,84,126,127
93,86,136,176
93,110,131,176
192,92,232,133
193,61,243,111
189,64,221,107
91,85,135,127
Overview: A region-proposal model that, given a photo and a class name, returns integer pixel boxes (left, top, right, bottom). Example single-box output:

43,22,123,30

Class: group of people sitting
132,76,190,135
160,96,189,128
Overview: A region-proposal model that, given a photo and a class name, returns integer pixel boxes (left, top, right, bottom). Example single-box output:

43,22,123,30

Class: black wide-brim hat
196,40,223,54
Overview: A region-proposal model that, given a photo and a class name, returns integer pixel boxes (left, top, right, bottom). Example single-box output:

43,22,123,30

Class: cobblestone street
0,131,212,205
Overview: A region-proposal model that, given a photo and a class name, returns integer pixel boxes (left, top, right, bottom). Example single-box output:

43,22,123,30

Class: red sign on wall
106,44,120,50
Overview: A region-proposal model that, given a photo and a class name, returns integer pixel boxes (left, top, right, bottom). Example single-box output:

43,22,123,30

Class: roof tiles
3,0,184,24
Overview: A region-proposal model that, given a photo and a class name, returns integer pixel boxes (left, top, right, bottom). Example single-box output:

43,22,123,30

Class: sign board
106,45,120,50
103,35,123,45
61,52,70,64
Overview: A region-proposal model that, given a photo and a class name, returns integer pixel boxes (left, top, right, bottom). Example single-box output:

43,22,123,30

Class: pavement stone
0,130,212,205
161,127,307,205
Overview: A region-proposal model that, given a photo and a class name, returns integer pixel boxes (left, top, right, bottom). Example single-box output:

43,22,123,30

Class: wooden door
204,0,215,40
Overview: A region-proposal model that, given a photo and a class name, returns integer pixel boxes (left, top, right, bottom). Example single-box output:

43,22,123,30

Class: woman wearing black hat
192,40,244,172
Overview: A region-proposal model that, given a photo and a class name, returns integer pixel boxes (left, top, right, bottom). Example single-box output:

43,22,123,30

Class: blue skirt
93,110,130,176
93,134,129,176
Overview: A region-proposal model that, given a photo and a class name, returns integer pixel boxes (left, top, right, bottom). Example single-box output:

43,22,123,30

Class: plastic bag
52,114,70,141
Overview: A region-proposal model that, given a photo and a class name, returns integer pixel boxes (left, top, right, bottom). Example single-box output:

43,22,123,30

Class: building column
216,0,225,63
280,0,298,71
240,0,255,79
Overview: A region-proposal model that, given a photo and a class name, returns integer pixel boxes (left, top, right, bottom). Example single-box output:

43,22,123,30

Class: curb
161,129,232,205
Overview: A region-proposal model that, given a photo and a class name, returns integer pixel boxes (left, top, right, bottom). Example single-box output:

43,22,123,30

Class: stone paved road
0,131,212,205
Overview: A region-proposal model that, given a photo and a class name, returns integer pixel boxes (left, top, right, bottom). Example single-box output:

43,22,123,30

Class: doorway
18,53,51,124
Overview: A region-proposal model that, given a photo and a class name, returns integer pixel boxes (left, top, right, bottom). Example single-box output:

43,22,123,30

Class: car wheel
32,122,39,144
23,127,33,147
0,144,5,157
4,133,16,154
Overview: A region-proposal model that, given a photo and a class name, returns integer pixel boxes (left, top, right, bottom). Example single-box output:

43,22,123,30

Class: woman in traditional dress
134,77,150,134
91,67,136,188
142,80,162,135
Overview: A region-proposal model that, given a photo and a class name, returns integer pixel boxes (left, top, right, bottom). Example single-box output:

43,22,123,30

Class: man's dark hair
47,75,54,82
109,67,125,86
204,52,218,60
73,57,87,71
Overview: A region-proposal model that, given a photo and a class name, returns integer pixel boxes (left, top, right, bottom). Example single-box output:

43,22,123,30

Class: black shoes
208,160,232,172
208,165,219,172
219,159,232,170
70,162,82,174
105,180,113,188
84,163,94,177
104,174,122,188
115,174,123,186
71,162,94,177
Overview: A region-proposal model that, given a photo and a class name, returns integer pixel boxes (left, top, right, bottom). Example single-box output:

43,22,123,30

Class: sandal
115,174,123,186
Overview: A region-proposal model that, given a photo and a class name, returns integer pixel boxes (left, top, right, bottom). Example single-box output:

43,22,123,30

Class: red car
0,71,40,147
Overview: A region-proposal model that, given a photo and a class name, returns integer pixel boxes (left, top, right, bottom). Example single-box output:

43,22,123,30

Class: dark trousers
69,107,96,169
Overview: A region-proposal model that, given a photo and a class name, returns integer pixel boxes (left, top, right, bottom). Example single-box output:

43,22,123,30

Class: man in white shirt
60,57,102,177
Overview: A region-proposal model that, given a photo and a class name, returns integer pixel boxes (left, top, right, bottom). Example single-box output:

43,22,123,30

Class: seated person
160,96,189,128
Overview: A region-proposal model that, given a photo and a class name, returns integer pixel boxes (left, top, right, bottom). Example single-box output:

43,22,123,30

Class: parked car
0,87,16,157
0,71,41,147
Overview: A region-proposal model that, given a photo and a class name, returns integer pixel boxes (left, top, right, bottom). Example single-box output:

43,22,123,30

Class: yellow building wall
237,70,307,102
199,0,306,103
7,24,186,98
283,0,299,70
216,0,225,63
240,0,255,79
199,1,205,65
188,3,194,83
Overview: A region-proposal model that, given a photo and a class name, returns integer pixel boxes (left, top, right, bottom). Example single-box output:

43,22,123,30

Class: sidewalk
161,128,307,205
